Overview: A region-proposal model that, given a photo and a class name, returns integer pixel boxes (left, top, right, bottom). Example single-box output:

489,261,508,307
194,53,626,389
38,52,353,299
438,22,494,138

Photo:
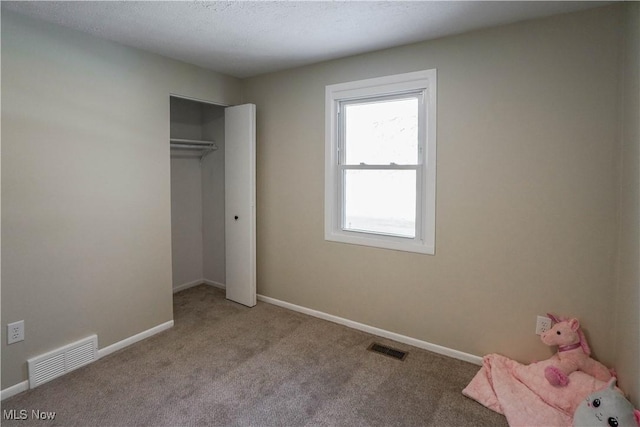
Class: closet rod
170,138,215,146
170,143,217,150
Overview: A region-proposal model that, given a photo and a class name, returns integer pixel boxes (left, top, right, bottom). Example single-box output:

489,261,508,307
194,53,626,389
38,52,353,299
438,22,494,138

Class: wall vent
27,335,98,388
368,342,408,361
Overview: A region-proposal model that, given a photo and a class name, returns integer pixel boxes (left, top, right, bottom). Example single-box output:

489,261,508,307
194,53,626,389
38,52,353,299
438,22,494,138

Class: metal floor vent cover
28,335,98,388
367,342,408,361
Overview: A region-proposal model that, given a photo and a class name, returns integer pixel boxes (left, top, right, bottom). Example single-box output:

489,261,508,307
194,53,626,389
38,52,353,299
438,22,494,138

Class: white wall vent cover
27,335,98,388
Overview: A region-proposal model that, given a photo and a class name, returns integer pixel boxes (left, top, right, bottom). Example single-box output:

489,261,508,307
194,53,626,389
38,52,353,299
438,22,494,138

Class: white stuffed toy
573,378,640,427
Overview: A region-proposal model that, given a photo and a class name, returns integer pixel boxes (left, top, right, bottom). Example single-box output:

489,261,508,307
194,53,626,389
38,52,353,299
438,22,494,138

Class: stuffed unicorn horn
541,313,612,387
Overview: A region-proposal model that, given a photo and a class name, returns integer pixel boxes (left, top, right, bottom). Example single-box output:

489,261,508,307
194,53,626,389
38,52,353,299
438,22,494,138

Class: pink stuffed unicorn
541,313,613,387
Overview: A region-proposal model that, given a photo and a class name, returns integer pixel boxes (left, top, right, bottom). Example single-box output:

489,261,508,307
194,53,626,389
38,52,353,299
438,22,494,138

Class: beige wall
614,2,640,406
170,157,204,288
202,112,226,285
1,11,242,389
170,97,205,289
243,5,624,370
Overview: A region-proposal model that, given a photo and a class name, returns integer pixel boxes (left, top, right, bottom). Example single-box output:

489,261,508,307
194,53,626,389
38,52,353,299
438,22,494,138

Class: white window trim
324,69,437,255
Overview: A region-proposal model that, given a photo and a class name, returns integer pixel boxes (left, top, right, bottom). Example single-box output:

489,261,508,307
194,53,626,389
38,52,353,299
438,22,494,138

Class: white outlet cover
535,315,552,335
7,320,24,344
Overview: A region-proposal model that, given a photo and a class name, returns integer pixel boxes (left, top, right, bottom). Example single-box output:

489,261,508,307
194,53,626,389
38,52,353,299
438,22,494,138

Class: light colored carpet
1,285,508,426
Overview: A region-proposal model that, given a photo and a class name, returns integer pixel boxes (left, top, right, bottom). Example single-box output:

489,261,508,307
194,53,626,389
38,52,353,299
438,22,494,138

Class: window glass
344,169,416,238
344,97,419,165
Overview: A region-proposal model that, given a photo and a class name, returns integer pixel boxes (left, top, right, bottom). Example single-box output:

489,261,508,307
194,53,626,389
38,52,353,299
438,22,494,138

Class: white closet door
225,104,256,307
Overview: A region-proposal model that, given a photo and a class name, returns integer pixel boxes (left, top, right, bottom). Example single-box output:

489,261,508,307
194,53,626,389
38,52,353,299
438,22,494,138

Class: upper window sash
336,91,425,168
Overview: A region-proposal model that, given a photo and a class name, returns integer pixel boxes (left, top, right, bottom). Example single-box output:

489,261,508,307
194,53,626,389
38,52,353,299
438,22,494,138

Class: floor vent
28,335,98,388
368,342,408,361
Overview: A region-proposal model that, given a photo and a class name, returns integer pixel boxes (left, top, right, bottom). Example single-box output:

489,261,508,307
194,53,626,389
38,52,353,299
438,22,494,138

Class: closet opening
168,95,257,308
170,95,227,296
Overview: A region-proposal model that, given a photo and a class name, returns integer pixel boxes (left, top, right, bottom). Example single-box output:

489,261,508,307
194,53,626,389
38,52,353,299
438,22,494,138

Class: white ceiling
2,1,613,78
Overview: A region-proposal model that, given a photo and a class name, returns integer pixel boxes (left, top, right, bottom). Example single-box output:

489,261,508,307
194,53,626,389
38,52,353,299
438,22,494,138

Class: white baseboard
257,294,483,366
203,279,226,290
173,279,225,294
98,320,174,359
3,320,175,400
2,295,480,401
173,279,204,293
1,380,29,401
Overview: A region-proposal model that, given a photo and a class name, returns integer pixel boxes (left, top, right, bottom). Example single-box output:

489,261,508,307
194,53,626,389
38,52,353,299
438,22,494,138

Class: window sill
325,230,435,255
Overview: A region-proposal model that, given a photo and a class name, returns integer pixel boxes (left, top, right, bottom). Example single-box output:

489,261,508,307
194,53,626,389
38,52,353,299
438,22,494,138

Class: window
325,70,436,254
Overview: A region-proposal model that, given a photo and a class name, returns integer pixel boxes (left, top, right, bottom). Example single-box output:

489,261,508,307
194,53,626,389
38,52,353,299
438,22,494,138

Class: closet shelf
170,138,218,161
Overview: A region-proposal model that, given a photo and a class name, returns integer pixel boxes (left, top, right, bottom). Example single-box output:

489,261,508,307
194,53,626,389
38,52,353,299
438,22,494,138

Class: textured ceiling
2,1,613,78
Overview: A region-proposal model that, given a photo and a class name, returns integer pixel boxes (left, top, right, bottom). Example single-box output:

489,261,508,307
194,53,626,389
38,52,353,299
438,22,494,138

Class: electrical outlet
535,315,552,335
7,320,24,344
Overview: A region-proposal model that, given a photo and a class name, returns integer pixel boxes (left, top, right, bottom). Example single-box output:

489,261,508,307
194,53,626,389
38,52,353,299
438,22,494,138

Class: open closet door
225,104,257,307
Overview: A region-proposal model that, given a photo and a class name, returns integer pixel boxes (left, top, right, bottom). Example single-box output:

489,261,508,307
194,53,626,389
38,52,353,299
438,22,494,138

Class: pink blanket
463,354,607,427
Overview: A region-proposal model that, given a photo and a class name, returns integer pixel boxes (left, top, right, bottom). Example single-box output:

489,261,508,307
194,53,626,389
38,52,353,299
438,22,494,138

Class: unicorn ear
547,313,560,323
633,409,640,427
568,318,580,331
607,377,617,390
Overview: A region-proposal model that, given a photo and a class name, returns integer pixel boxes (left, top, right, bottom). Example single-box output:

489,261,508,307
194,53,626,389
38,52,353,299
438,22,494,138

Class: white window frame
324,69,437,255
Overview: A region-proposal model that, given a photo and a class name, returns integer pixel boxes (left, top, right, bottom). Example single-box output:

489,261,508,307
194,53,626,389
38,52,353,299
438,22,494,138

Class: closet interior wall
170,96,226,291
